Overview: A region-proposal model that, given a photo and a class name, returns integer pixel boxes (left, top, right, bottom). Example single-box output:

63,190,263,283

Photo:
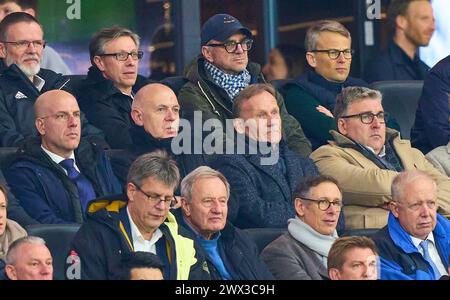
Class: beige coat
426,142,450,177
310,129,450,229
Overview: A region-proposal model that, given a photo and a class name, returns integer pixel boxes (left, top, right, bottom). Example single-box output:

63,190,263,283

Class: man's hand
316,105,334,118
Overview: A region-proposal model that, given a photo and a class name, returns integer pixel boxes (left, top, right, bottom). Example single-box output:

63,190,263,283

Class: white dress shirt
127,207,163,254
41,146,80,174
411,233,448,276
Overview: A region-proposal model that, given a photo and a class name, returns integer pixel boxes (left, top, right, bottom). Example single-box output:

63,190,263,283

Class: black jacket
67,195,210,280
76,66,150,149
111,125,208,187
0,64,104,147
5,137,122,224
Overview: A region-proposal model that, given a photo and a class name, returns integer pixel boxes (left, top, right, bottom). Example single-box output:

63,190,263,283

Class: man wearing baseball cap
178,14,312,157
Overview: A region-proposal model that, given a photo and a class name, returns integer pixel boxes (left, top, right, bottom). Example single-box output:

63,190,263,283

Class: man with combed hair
372,170,450,280
120,251,164,280
77,27,151,148
310,86,450,230
178,166,273,280
0,0,71,75
178,13,312,157
328,236,378,280
364,0,435,82
67,151,209,280
0,12,104,147
5,90,121,224
4,236,53,280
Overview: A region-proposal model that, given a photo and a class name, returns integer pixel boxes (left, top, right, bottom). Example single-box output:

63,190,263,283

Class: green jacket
178,56,312,157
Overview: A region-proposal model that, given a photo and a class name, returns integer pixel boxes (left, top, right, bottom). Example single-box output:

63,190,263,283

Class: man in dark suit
212,83,318,228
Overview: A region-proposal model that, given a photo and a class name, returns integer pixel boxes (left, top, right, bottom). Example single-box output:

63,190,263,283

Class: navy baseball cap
201,14,252,46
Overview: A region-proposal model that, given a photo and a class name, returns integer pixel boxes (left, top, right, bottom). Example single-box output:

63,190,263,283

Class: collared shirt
127,207,163,254
365,145,386,158
33,74,45,92
411,233,448,276
41,146,80,174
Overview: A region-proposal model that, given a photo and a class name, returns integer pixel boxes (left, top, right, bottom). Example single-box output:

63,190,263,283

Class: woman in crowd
262,44,305,81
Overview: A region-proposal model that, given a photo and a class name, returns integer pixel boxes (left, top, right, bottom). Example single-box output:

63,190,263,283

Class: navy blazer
213,141,318,228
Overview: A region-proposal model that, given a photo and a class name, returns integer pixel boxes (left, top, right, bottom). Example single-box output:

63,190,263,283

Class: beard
5,56,41,78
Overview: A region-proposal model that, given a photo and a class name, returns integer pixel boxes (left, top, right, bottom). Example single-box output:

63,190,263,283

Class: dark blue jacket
76,66,151,149
364,41,430,83
0,64,105,147
373,213,450,280
212,139,319,228
5,138,122,224
411,55,450,154
174,211,274,280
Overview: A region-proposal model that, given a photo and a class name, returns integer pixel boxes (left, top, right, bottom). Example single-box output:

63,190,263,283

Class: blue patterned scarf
204,60,251,101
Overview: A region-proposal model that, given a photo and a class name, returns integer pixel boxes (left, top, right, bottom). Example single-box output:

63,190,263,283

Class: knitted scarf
287,217,338,267
0,219,27,261
204,60,251,101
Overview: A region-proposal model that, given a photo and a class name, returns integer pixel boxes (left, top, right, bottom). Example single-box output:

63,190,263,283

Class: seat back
341,228,379,237
370,80,424,139
160,76,188,96
26,224,81,280
0,147,18,172
243,228,287,254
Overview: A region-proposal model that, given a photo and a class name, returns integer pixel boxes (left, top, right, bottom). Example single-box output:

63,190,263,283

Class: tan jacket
310,129,450,229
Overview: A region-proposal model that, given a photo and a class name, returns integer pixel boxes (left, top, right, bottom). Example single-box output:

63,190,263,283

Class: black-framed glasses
38,111,81,122
133,183,175,206
207,38,253,53
309,49,354,59
1,40,46,50
98,51,144,61
298,196,343,211
340,111,388,124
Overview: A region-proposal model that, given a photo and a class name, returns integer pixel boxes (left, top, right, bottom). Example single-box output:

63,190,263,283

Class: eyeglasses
309,49,354,60
207,38,253,53
340,111,387,124
133,183,175,207
98,51,144,61
38,111,81,122
1,40,46,50
298,196,343,211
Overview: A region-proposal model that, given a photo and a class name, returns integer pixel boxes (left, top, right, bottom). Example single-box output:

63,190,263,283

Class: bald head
35,90,81,158
131,83,180,139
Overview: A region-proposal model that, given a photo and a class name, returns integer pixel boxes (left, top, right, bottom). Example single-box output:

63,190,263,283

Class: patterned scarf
205,60,251,101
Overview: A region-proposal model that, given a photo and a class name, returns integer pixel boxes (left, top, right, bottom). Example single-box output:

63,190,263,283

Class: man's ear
395,15,408,32
180,197,191,216
294,198,306,217
390,202,399,218
35,118,45,136
0,42,7,59
126,183,136,203
233,118,245,135
24,8,36,17
305,52,317,68
337,118,347,135
201,46,213,63
131,109,143,126
328,268,340,280
93,56,106,72
5,265,17,280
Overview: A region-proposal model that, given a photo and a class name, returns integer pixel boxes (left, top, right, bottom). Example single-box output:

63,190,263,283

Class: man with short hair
283,20,369,149
68,151,209,280
77,27,150,148
328,236,378,280
111,83,206,185
4,236,53,280
310,86,450,230
372,170,450,280
5,90,121,224
364,0,435,82
178,13,311,157
179,166,273,280
213,83,318,229
0,12,104,147
120,251,164,280
261,175,342,280
0,0,71,75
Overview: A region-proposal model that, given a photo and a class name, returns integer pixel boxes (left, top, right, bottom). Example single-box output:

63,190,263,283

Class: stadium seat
0,147,18,172
160,76,188,96
26,224,81,280
341,228,379,237
370,80,424,139
243,228,286,254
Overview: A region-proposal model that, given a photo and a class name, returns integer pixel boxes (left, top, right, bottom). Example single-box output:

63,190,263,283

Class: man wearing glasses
5,90,121,224
178,13,312,157
282,20,370,150
76,27,151,149
310,86,450,230
0,12,104,147
68,151,209,280
261,175,342,280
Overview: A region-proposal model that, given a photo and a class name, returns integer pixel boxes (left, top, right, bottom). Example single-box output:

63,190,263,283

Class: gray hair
334,86,383,119
305,20,351,51
181,166,230,202
127,150,180,190
5,236,46,265
89,26,140,65
391,170,436,202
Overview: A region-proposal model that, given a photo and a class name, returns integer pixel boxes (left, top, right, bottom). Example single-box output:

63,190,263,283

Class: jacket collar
389,41,421,66
330,128,402,148
129,125,174,155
